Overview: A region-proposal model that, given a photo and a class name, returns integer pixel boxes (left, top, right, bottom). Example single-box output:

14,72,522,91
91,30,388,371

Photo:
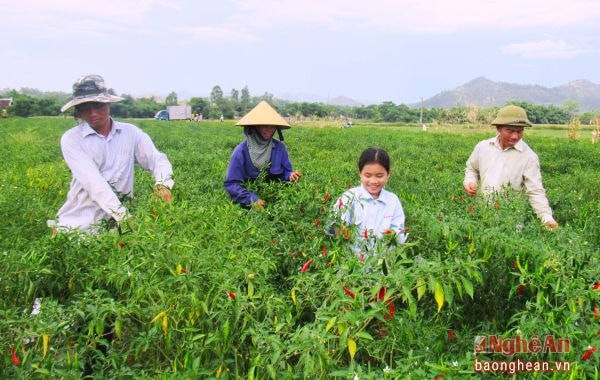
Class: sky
1,0,600,105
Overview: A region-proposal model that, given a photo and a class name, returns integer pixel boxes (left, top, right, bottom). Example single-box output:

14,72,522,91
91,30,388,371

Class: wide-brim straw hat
235,100,290,129
61,74,123,112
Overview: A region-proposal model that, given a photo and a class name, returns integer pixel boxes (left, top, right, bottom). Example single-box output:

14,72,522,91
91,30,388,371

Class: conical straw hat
235,101,290,129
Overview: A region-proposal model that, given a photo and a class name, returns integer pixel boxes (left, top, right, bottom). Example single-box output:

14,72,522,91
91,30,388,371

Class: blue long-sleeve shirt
224,140,294,206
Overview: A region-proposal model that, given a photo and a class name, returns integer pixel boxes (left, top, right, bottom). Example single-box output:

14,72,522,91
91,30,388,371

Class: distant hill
422,77,600,111
327,96,362,107
277,92,363,106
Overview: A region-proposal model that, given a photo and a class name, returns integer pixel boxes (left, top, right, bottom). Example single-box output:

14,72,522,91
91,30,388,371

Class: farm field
1,117,599,378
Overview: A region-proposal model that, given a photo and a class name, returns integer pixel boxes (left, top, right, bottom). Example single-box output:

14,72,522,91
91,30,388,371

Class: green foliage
1,118,599,378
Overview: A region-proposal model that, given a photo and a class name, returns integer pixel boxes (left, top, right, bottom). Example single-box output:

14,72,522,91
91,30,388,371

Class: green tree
210,85,224,104
230,88,240,115
562,99,579,118
189,97,209,117
165,91,178,107
240,86,251,114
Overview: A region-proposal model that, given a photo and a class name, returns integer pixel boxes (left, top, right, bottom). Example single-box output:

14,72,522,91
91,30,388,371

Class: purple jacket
224,140,294,206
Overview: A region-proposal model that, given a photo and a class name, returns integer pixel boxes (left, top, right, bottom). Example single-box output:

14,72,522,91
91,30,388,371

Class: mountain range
419,77,600,111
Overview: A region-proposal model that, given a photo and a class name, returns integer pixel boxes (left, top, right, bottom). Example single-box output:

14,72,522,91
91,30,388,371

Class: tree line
1,86,598,125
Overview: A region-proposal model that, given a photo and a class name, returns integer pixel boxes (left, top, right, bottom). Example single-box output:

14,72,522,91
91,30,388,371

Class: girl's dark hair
358,147,391,172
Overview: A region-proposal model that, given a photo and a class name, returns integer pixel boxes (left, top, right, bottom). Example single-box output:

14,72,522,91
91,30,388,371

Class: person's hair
358,147,391,173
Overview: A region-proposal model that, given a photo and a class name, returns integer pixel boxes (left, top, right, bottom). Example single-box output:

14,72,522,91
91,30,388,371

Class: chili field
1,117,599,378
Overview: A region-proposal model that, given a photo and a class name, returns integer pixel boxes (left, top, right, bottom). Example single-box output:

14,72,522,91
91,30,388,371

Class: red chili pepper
517,284,525,296
337,198,343,209
342,285,356,299
180,268,187,274
438,215,444,221
344,228,350,240
271,239,277,244
321,246,327,256
511,261,518,270
151,210,157,218
363,229,369,239
359,253,365,262
118,242,124,250
383,229,392,235
401,227,410,233
448,329,456,341
582,346,597,360
227,291,236,300
593,282,600,290
434,374,446,380
385,302,395,319
594,306,599,319
324,193,330,202
376,287,387,302
11,346,20,366
313,218,320,227
452,195,457,203
300,259,313,273
494,201,500,209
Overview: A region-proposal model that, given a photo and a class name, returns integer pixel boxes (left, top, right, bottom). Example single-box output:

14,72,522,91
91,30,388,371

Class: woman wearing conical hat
224,101,302,209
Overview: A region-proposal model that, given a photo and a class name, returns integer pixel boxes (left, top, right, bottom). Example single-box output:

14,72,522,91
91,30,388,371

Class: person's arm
275,142,302,182
224,145,260,207
61,132,128,223
133,129,174,189
463,145,480,196
522,156,557,229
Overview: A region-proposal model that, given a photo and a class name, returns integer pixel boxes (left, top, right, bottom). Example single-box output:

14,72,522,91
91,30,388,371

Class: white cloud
174,26,260,43
502,39,594,59
0,0,177,39
230,0,600,33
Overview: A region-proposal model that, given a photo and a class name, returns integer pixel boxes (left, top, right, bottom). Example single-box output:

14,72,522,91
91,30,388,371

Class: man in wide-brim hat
224,101,302,210
463,105,558,230
49,74,175,233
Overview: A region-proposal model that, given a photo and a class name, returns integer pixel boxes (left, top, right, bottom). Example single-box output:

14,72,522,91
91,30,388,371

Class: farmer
463,105,558,230
224,101,302,210
49,74,174,233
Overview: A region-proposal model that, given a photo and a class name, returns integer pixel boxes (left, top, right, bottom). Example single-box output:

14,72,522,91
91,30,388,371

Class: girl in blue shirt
335,147,407,257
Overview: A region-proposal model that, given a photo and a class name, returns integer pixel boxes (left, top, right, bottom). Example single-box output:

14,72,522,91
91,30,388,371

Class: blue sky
1,0,600,104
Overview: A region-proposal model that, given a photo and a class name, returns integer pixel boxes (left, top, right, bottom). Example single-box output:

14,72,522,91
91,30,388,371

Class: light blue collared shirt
335,184,407,254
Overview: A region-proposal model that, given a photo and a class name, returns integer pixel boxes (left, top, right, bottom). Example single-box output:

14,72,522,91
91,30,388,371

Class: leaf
416,277,426,301
247,280,254,298
42,334,49,358
462,277,474,298
347,338,357,360
150,311,166,324
162,314,168,337
355,330,374,341
434,281,444,312
326,316,337,332
291,289,297,305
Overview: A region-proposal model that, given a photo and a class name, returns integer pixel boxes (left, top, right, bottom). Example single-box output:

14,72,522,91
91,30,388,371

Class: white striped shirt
52,119,174,232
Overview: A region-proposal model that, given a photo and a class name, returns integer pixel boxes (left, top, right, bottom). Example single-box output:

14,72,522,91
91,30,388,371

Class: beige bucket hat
491,105,532,127
235,101,290,129
61,74,123,112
